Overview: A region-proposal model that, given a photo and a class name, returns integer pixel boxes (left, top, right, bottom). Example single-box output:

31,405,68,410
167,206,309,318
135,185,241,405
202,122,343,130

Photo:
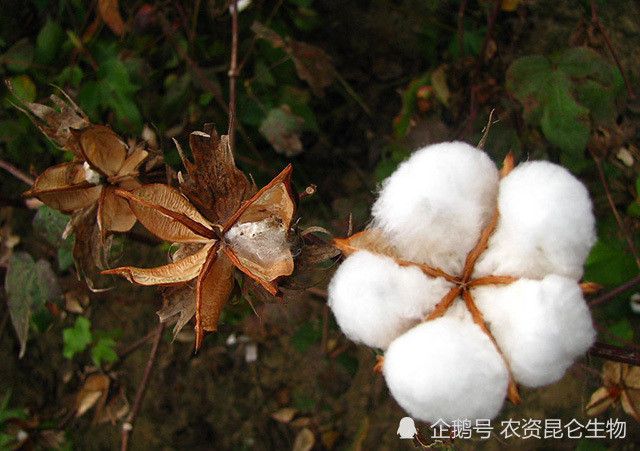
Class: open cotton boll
383,317,509,422
327,251,451,349
474,161,596,281
473,275,596,387
371,142,499,274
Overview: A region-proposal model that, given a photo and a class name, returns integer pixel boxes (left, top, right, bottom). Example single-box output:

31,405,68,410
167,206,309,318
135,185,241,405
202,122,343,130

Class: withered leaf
252,22,334,97
259,105,305,157
98,0,126,37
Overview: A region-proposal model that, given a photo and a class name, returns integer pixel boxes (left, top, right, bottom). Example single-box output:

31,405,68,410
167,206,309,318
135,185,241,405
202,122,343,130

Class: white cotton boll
328,251,452,349
473,275,596,387
383,317,509,422
371,142,499,274
474,161,596,280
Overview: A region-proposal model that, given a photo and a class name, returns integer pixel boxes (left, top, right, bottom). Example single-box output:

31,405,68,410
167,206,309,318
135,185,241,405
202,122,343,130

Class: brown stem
457,0,467,58
121,322,165,451
0,158,35,185
475,0,501,71
589,342,640,366
228,0,239,153
589,273,640,308
589,0,635,98
590,150,640,269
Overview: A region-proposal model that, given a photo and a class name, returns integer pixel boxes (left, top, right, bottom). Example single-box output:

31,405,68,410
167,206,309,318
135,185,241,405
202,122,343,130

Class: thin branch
0,158,35,185
120,322,165,451
457,0,467,58
590,150,640,269
589,342,640,366
590,0,635,98
228,0,239,153
589,273,640,308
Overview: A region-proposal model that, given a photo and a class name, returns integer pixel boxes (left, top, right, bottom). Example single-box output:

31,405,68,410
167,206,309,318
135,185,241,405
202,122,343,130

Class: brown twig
589,0,635,98
121,322,165,451
228,0,239,153
0,158,35,185
589,341,640,366
588,273,640,308
590,150,640,269
457,0,467,58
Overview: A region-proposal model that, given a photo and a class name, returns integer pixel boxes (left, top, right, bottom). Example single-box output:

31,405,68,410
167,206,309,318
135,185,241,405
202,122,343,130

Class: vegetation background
1,0,640,449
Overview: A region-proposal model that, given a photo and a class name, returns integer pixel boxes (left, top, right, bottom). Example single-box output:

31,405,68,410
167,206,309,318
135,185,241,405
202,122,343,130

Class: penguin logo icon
397,417,417,439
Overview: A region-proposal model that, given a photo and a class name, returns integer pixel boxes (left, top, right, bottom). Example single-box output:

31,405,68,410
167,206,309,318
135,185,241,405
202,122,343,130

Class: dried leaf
586,386,614,416
74,373,110,417
250,21,286,48
195,247,235,349
71,204,114,289
102,242,213,285
271,407,298,424
178,125,253,224
158,285,197,340
98,0,126,37
259,105,305,157
292,427,315,451
122,184,213,243
286,37,334,97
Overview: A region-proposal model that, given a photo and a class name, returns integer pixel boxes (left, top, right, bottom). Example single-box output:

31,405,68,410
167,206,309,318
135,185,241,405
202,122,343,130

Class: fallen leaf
98,0,126,37
271,407,298,424
292,427,315,451
259,105,305,157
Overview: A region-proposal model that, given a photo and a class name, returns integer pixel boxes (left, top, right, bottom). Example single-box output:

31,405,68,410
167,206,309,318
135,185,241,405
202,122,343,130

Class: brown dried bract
586,361,640,421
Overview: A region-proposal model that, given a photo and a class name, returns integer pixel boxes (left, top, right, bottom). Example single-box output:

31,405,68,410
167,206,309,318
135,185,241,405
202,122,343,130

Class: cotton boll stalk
473,275,596,387
371,142,499,274
383,317,509,422
328,251,451,349
474,161,596,280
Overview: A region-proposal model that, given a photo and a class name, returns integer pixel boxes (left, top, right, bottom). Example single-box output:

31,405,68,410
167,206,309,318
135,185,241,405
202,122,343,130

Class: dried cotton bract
328,142,597,423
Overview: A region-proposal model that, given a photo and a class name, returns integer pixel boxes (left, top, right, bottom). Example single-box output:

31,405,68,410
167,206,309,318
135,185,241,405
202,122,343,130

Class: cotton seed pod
473,275,596,387
474,161,596,281
383,317,509,422
327,251,451,349
371,142,499,275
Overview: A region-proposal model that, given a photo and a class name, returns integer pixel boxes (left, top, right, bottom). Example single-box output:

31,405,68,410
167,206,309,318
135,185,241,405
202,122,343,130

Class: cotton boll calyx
383,317,509,422
474,161,596,280
473,275,596,387
327,251,451,349
371,142,499,274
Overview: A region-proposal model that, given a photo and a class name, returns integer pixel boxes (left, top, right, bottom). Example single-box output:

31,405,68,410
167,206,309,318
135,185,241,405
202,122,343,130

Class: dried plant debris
586,361,640,421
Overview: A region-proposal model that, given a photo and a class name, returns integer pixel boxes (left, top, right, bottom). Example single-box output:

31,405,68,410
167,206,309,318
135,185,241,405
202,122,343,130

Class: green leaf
259,105,305,157
1,38,34,73
5,253,62,358
288,0,315,6
584,240,638,286
35,18,65,64
576,81,616,126
605,319,634,346
91,338,119,367
555,47,613,85
506,55,551,101
33,205,69,246
291,321,321,354
7,75,36,103
63,317,92,359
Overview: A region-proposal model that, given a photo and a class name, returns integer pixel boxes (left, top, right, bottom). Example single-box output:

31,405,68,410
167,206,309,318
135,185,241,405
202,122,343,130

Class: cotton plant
328,141,597,423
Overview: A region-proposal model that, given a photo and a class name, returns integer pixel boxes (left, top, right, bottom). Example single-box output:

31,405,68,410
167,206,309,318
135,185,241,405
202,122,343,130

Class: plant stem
0,158,35,185
589,273,640,308
589,0,635,98
589,342,640,366
120,322,165,451
228,0,239,153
